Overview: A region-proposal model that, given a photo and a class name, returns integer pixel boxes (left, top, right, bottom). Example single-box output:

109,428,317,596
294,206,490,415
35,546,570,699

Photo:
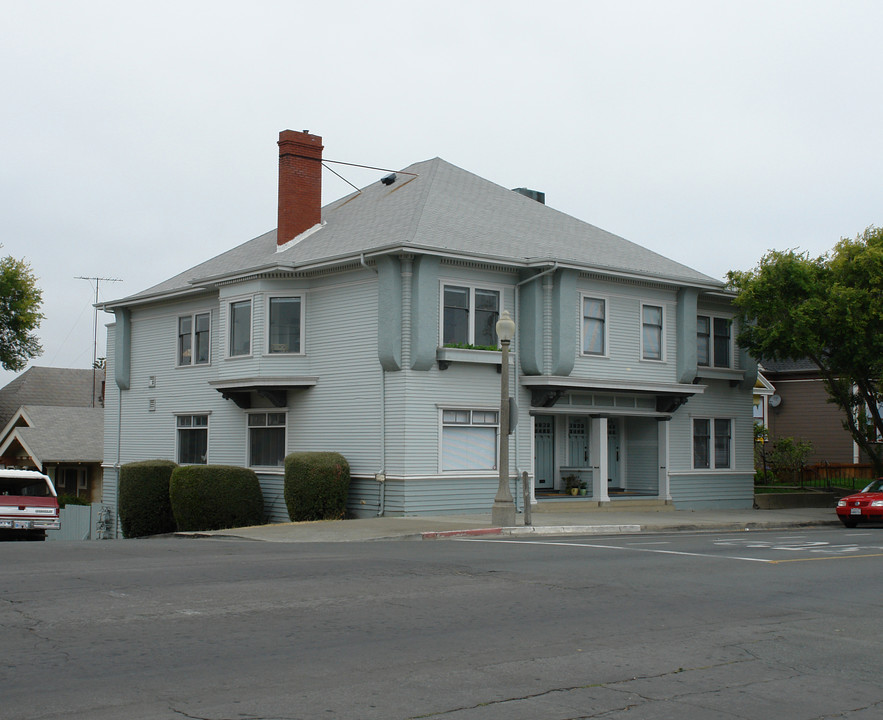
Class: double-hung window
441,409,499,471
268,296,302,354
697,315,732,368
693,418,732,470
229,300,252,357
248,412,286,467
442,285,500,347
582,297,606,355
177,414,208,464
641,304,664,361
177,313,210,366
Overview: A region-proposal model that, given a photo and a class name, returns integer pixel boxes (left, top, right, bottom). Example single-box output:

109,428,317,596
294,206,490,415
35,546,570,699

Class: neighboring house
0,367,105,501
100,130,756,529
759,359,857,465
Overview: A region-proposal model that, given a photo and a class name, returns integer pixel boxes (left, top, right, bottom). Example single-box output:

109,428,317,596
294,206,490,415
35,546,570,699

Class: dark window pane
230,301,251,356
697,315,710,366
693,419,710,469
714,419,731,468
713,318,731,368
443,286,469,345
474,290,499,346
269,297,301,353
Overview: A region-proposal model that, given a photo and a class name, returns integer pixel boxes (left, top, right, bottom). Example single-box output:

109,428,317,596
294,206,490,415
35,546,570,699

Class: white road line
459,538,774,563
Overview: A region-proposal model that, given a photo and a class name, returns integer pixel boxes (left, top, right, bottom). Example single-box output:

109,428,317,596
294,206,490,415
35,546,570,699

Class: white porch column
658,420,672,501
591,416,610,503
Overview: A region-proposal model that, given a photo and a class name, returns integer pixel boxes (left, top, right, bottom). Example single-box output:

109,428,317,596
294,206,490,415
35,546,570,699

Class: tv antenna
76,276,122,407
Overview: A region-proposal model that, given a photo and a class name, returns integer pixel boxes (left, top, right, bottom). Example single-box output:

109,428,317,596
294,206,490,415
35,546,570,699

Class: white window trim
174,412,211,465
438,279,506,348
691,416,734,471
245,409,288,469
580,293,609,358
697,313,734,369
227,297,254,359
176,311,212,367
264,293,306,356
438,406,500,474
640,301,667,363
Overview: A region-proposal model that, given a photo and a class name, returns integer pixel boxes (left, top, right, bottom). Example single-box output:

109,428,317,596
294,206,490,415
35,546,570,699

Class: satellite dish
769,394,782,408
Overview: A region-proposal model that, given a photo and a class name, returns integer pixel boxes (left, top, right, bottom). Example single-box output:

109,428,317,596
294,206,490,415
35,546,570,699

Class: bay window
229,300,252,357
442,285,500,347
268,296,302,354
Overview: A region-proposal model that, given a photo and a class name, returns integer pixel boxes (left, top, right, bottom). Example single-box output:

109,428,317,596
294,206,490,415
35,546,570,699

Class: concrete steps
533,497,675,513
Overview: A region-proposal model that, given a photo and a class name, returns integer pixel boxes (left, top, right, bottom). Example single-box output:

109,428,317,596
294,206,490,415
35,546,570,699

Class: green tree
728,226,883,473
0,253,43,371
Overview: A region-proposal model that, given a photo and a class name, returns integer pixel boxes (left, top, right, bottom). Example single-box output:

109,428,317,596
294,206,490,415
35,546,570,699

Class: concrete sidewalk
178,506,841,543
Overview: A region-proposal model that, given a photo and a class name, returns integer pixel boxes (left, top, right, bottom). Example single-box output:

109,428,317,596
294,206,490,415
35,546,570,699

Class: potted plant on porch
564,475,580,496
579,480,588,497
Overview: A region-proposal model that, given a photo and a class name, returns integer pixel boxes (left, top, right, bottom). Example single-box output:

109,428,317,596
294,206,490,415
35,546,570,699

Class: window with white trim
248,411,286,467
442,285,500,347
641,304,664,361
441,409,499,471
177,312,211,366
697,315,732,368
693,417,732,470
177,414,208,464
581,296,606,355
268,296,303,354
229,300,252,357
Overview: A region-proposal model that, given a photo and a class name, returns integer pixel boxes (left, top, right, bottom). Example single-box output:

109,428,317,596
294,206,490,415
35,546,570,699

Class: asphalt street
2,527,881,720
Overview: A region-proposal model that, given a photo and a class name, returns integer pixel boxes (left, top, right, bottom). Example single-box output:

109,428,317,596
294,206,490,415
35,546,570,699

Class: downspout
115,386,122,538
513,263,559,512
362,253,387,516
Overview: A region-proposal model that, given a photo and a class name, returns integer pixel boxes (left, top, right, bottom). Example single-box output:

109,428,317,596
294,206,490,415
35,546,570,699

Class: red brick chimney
277,129,323,246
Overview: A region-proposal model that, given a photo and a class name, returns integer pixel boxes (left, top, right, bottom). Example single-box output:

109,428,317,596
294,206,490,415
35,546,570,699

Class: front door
534,415,554,489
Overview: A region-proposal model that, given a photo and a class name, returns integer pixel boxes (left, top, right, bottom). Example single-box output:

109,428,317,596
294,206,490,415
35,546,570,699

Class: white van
0,469,61,541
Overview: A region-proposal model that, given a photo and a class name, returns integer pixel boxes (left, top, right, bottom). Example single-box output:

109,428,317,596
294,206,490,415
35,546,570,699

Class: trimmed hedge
284,452,350,521
169,465,264,531
118,460,178,538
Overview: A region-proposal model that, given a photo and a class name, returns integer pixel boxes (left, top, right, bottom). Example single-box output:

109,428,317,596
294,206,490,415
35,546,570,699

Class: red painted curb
422,527,503,539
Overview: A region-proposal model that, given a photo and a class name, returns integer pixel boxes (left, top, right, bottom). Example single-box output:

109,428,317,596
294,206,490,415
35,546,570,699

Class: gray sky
2,0,880,388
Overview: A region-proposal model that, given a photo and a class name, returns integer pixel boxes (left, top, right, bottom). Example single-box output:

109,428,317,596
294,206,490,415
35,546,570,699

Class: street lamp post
492,310,516,527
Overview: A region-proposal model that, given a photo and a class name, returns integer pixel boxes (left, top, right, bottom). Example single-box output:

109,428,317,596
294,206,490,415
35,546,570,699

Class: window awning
519,375,705,414
208,377,318,409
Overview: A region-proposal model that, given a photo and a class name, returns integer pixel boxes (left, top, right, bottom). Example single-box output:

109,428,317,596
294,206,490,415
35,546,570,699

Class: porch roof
520,375,705,414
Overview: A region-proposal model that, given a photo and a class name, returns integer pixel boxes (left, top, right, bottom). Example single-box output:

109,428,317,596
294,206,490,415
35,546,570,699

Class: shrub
284,452,350,521
57,494,90,508
118,460,178,538
169,465,264,532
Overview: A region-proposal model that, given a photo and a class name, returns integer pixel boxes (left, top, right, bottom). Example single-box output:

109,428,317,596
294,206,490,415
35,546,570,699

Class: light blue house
101,130,756,529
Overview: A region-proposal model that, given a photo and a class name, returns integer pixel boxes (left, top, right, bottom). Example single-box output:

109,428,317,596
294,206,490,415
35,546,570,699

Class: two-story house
100,130,756,530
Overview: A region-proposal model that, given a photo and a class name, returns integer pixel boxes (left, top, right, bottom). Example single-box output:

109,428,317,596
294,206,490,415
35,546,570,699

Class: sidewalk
178,506,840,543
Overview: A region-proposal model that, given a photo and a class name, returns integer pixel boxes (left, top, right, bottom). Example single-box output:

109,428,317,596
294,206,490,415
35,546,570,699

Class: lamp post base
491,500,516,528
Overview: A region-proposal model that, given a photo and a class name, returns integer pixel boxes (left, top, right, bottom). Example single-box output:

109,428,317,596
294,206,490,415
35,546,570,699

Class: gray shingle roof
7,405,104,464
0,367,104,429
111,157,723,306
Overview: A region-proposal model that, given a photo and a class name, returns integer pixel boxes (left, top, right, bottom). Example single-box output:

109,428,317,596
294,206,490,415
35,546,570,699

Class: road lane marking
459,538,774,563
768,552,883,564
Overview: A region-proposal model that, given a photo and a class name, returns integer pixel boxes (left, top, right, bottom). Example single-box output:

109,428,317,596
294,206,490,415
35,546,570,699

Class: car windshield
0,476,52,497
860,479,883,493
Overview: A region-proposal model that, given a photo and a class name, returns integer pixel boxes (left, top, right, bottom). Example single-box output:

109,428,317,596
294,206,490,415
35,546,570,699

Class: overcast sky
2,0,880,388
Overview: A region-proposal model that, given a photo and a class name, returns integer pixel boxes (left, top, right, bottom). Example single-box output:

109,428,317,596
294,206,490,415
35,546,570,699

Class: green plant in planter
564,475,580,495
443,342,500,351
579,480,588,496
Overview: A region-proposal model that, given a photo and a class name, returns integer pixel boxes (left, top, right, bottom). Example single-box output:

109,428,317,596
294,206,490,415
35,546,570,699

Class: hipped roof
108,157,723,308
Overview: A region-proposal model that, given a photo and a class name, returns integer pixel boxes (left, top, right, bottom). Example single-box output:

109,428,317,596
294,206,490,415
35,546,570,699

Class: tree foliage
728,226,883,472
0,253,43,372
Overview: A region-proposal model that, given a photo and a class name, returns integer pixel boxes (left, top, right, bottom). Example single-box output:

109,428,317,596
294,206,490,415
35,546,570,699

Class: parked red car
836,479,883,528
0,469,61,541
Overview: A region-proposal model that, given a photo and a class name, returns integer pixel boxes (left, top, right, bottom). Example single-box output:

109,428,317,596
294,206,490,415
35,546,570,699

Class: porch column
591,417,610,503
658,420,672,501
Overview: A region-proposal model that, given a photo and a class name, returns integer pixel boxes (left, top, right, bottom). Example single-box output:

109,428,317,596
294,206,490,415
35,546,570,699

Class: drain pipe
513,263,559,517
361,254,388,517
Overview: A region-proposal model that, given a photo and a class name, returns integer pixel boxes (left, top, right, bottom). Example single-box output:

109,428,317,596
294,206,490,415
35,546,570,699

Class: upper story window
442,285,500,347
441,409,499,471
581,297,606,356
268,296,303,354
247,411,286,467
693,417,732,470
697,315,733,368
177,414,208,465
177,313,210,366
229,300,252,357
641,304,664,361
